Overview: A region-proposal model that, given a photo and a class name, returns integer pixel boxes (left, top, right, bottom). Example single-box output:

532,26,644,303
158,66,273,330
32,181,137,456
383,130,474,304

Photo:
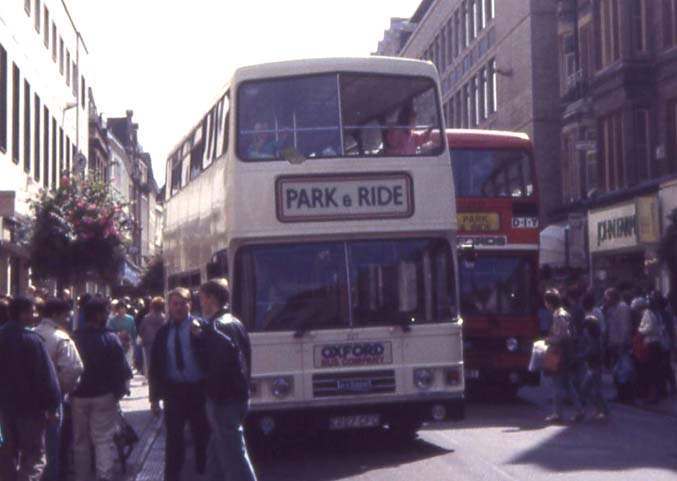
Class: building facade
374,17,416,56
397,0,562,219
0,0,90,295
553,0,677,292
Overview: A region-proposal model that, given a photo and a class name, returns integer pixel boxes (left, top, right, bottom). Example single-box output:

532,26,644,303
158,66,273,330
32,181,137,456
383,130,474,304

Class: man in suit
149,287,209,481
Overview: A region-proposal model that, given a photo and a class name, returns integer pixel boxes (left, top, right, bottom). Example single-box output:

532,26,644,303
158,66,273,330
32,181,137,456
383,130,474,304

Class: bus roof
446,129,532,151
233,57,438,83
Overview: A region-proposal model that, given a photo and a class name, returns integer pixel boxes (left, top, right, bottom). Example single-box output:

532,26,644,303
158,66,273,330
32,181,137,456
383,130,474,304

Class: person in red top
383,104,432,156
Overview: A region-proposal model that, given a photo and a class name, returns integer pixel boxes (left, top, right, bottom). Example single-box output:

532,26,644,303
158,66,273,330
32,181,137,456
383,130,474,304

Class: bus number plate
329,414,380,430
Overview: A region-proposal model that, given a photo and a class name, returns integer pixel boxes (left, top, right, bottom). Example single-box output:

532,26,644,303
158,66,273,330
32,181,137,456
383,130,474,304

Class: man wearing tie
148,287,209,481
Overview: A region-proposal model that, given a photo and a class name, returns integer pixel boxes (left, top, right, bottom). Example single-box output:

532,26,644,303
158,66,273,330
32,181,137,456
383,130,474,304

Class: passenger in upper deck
246,122,288,159
383,104,433,156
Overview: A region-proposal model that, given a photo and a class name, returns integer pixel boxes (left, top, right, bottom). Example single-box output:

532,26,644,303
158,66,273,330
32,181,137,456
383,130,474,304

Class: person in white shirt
34,298,84,481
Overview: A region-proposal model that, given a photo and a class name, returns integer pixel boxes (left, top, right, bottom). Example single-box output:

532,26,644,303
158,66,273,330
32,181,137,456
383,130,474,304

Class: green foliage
29,176,134,284
139,256,165,295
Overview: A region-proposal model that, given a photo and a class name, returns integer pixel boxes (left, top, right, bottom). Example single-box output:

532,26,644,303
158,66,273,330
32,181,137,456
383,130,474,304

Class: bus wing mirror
458,241,476,269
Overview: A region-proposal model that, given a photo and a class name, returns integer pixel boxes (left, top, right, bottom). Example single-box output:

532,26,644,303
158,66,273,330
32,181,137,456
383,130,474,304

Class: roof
445,129,532,150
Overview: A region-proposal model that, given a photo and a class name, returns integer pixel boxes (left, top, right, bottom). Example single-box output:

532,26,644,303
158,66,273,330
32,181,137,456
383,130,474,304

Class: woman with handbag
544,288,584,424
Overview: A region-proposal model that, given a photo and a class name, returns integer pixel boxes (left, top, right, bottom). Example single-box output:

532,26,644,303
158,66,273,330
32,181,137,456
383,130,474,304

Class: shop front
588,196,661,293
0,192,30,296
658,178,677,298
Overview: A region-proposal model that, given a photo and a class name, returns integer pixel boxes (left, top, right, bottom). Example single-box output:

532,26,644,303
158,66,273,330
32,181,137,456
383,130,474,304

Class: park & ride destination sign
276,173,414,222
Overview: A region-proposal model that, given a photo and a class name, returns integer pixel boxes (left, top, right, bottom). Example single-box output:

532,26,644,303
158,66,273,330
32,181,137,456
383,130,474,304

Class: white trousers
71,393,119,481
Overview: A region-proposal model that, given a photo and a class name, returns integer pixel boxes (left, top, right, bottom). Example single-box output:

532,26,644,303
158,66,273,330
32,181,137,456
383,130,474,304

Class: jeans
581,367,608,415
553,368,582,417
44,403,63,481
205,400,257,481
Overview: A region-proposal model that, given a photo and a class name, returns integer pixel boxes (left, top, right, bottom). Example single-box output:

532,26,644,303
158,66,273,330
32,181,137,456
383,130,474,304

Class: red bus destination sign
276,173,414,222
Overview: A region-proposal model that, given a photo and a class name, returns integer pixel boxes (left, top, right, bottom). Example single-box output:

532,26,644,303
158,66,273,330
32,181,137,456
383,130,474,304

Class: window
634,109,651,182
452,148,534,197
472,75,480,126
446,18,454,64
632,0,648,53
81,76,86,108
66,51,71,86
464,83,471,127
170,153,182,196
66,136,71,174
464,1,471,47
600,111,624,191
51,117,56,189
34,0,40,32
663,0,676,48
481,67,489,119
454,10,462,58
599,0,621,68
471,0,478,40
51,23,56,62
460,256,535,317
233,239,457,332
489,59,498,113
43,6,49,47
190,125,204,180
34,94,40,181
667,99,677,174
238,73,444,160
23,80,30,173
0,44,6,152
12,63,20,164
59,37,64,75
485,0,495,21
72,62,78,97
59,127,64,181
25,0,30,15
478,0,485,32
43,106,49,188
441,29,447,71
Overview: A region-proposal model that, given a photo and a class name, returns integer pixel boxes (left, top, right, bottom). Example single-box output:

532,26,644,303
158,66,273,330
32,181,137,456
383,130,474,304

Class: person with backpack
196,278,257,481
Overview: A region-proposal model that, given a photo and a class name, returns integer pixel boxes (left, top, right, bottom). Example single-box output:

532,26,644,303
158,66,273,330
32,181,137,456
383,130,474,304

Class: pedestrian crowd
0,278,256,481
538,284,676,424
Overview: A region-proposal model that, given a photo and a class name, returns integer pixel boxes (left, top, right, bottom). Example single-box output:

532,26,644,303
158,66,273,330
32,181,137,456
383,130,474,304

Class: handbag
114,409,139,473
542,344,562,373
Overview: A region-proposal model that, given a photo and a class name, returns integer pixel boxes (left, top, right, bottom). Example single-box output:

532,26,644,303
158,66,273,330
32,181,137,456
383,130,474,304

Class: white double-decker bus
163,57,464,440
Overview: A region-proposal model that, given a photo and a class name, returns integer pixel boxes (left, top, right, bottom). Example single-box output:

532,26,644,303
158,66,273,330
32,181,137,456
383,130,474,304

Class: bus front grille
312,370,396,397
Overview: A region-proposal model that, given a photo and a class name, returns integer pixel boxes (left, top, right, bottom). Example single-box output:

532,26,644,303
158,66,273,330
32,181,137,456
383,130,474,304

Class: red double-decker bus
448,129,540,397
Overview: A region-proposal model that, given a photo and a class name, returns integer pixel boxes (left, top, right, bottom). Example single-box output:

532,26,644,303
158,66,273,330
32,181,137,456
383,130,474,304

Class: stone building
396,0,562,220
552,0,677,291
0,0,90,295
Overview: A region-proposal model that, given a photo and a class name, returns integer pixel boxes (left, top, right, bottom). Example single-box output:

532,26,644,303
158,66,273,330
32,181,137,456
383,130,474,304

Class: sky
66,0,422,186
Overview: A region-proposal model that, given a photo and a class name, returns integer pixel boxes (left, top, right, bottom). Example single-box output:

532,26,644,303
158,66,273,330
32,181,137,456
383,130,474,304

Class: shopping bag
542,344,562,373
528,340,548,372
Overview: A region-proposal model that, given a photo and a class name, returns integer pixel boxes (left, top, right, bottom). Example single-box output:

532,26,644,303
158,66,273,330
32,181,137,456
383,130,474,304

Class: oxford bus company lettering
314,342,393,368
597,215,636,247
276,174,413,222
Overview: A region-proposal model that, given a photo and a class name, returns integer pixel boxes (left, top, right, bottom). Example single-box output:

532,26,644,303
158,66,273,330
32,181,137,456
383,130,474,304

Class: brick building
396,0,561,219
553,0,677,292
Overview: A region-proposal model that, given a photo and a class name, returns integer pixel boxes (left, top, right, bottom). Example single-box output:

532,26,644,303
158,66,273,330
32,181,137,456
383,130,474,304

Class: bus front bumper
245,394,465,437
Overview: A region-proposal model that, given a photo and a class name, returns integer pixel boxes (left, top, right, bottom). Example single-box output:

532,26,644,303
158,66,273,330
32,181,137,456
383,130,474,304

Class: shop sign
588,202,637,253
636,196,659,244
314,341,393,368
458,212,500,232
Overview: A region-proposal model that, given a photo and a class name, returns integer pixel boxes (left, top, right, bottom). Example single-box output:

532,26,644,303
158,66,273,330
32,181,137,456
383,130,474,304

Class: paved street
122,377,677,481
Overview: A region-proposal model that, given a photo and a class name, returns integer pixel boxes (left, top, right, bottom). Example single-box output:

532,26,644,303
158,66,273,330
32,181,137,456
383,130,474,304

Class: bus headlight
414,368,434,390
506,337,519,352
445,367,462,386
271,377,293,399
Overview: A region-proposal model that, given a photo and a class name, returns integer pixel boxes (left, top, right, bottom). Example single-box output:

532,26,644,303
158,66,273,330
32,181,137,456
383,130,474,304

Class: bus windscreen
452,149,533,198
237,74,444,160
234,239,457,332
459,255,535,317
